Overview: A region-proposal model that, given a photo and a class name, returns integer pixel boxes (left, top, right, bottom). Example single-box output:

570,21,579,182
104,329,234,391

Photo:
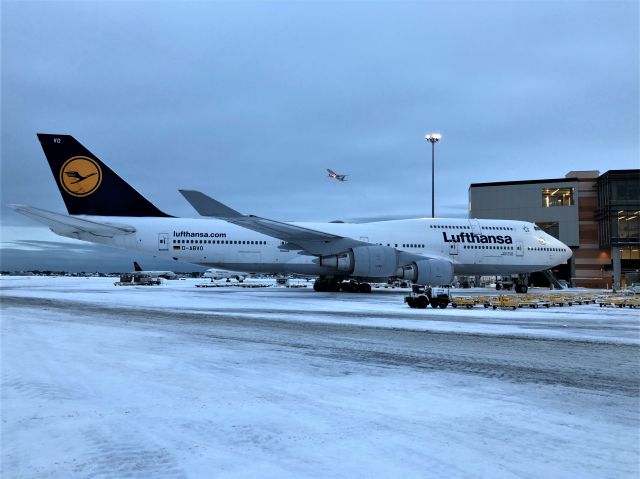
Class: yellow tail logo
59,156,102,197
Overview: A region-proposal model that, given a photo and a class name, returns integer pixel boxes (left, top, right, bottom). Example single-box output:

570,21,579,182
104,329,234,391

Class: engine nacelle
396,258,454,286
319,245,398,279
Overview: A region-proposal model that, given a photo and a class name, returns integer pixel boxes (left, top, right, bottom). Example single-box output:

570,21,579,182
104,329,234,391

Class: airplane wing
179,190,370,256
327,169,335,175
178,190,242,218
9,205,136,238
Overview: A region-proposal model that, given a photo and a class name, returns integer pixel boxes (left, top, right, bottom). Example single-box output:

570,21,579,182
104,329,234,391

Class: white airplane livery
132,261,177,280
12,134,573,293
203,269,247,282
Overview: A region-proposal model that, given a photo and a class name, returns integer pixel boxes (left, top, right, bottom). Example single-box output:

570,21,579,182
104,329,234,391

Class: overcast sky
1,0,638,272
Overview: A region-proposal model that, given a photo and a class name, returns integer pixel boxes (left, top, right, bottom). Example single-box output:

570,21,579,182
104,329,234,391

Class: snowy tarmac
2,277,639,478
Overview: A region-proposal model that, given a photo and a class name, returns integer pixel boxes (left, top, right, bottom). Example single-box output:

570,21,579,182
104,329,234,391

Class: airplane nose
558,240,572,261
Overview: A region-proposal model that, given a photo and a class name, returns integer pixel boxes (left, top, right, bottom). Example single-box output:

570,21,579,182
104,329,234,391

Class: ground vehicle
629,283,640,294
405,285,450,309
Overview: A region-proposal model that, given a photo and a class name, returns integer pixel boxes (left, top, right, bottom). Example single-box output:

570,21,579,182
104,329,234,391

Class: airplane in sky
11,134,572,295
132,261,177,280
327,169,347,182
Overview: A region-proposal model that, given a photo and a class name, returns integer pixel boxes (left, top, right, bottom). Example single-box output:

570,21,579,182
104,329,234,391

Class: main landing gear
514,282,528,294
313,278,372,293
495,276,529,294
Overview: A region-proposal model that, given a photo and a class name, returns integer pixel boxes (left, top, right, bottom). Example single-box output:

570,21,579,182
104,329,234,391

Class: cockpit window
534,226,541,231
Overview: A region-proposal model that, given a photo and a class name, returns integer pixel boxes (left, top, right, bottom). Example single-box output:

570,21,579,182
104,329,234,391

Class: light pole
424,133,441,218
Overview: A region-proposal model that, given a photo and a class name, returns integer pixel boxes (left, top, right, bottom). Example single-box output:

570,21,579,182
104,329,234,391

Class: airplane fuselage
63,216,571,278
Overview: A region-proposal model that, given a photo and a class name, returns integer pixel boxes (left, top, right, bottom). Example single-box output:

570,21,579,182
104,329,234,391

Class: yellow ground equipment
491,296,521,310
450,297,479,309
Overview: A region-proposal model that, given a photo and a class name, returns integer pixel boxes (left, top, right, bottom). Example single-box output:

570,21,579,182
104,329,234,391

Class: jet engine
319,245,398,278
396,258,454,286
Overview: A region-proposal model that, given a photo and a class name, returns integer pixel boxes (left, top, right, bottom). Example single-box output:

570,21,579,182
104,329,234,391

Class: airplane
327,169,348,182
203,268,247,282
132,261,178,280
11,134,573,296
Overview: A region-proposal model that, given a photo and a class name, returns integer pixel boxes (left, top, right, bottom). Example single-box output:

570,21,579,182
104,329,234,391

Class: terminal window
542,187,574,207
615,210,640,242
620,247,640,260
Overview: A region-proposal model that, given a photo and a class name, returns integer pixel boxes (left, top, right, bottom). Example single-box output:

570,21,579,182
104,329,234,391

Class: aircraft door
516,241,524,257
359,236,369,243
468,219,481,235
158,233,169,251
449,242,459,255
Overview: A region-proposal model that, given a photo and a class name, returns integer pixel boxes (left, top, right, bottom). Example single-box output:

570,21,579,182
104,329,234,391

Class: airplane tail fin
37,134,170,217
133,261,143,272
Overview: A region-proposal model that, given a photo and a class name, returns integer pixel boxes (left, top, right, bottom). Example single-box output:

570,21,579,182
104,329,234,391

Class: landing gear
515,283,528,294
313,279,328,291
514,276,529,294
313,278,372,293
496,275,529,293
313,278,340,292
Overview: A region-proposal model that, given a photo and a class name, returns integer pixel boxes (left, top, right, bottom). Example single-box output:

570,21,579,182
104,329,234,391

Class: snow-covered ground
2,276,639,478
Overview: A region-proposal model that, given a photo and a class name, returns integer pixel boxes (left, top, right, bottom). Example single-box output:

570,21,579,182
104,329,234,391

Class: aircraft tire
342,281,356,293
313,280,327,292
359,283,372,293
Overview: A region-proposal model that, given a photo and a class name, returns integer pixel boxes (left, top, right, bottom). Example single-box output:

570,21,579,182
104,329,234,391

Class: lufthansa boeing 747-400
11,134,573,294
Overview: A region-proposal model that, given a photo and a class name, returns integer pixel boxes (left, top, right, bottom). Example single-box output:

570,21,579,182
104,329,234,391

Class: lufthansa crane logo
59,156,102,197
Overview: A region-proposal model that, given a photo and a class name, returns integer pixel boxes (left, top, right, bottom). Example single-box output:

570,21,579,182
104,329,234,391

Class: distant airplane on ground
327,169,347,182
133,261,177,280
203,269,247,282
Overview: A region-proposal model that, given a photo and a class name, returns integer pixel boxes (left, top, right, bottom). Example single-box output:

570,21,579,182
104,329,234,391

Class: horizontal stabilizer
9,205,136,237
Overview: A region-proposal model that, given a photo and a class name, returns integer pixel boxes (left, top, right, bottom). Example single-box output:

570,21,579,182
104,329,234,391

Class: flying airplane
11,134,572,295
327,169,347,182
132,261,178,280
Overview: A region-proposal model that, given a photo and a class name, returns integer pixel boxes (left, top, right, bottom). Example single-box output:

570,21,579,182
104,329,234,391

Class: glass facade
542,187,574,207
597,170,640,247
620,246,640,260
612,179,640,202
615,210,640,244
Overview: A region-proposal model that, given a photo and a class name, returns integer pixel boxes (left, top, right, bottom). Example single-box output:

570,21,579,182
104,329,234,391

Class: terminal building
469,169,639,289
